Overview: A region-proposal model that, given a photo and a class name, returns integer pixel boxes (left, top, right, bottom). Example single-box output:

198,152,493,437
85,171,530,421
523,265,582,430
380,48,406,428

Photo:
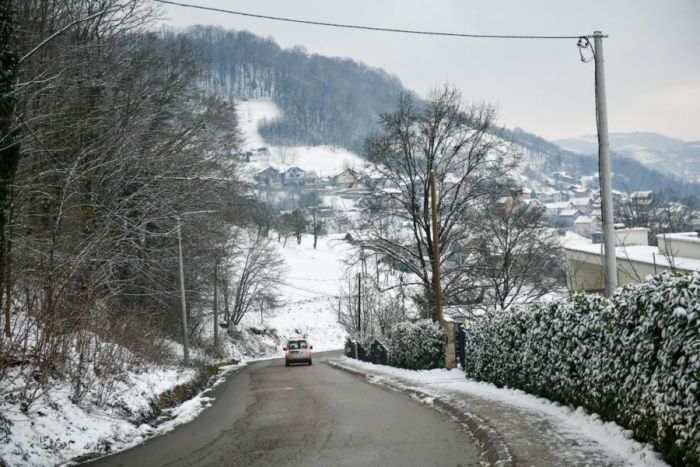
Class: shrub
462,272,700,467
388,319,445,370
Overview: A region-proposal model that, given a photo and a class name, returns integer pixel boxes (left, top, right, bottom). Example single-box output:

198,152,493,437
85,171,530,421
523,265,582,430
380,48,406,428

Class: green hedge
462,272,699,466
388,319,445,370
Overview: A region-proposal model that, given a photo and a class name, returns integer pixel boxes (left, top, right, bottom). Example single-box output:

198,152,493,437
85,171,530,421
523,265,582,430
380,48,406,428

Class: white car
283,338,313,366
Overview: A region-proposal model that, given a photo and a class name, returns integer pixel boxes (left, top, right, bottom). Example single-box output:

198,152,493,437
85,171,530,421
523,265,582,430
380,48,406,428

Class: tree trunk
0,2,20,338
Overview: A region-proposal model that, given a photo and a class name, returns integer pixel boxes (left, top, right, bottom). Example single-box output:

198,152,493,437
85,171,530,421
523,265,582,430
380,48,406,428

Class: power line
279,281,339,298
153,0,601,40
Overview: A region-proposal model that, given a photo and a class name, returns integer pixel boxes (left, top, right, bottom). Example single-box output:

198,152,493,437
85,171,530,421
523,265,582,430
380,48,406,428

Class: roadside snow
331,357,667,467
1,365,194,467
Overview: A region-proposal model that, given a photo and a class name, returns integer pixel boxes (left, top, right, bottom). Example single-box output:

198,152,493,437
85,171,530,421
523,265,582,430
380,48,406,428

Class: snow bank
0,364,197,467
333,357,667,467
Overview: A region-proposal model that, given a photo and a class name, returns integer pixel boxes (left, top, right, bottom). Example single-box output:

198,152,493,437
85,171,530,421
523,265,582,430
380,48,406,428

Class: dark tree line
167,26,408,152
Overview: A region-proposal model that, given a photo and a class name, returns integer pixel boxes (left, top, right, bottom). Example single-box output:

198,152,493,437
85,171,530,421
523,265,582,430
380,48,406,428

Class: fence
344,338,388,365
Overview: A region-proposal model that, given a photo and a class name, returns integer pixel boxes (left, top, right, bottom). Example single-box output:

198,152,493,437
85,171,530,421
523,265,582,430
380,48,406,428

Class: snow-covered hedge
388,319,445,370
462,272,700,466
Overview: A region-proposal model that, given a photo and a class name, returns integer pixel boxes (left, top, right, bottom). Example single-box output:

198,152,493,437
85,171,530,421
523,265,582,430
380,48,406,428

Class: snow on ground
330,357,667,467
237,99,280,149
237,99,367,177
238,233,352,355
0,361,246,467
1,364,191,467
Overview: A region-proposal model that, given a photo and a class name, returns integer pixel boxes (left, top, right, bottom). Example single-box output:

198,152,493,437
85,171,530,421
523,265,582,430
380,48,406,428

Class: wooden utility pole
213,259,219,347
357,272,362,337
430,170,443,324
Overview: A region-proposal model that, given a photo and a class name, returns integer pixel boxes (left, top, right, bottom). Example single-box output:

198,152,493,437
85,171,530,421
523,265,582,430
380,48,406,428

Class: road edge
323,359,513,467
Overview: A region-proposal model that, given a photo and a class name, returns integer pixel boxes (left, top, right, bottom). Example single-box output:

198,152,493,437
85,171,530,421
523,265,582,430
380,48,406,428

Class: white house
573,215,601,238
569,197,592,214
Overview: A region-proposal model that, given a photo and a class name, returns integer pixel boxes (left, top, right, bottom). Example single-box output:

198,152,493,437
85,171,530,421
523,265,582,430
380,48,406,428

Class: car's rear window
288,340,307,349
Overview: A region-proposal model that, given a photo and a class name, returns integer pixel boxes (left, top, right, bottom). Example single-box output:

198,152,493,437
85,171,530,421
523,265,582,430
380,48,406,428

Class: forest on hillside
168,25,699,195
166,26,407,152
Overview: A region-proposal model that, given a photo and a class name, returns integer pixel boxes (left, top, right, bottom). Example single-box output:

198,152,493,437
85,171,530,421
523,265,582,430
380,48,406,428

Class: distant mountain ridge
554,132,700,185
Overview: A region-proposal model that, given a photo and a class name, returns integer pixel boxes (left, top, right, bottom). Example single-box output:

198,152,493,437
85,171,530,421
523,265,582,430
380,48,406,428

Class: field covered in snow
235,232,352,356
237,99,367,178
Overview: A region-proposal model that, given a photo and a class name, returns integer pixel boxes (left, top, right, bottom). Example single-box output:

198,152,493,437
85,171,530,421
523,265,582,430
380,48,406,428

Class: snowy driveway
83,351,481,467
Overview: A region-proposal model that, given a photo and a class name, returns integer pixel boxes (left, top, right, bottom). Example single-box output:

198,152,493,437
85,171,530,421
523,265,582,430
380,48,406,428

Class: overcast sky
157,0,700,142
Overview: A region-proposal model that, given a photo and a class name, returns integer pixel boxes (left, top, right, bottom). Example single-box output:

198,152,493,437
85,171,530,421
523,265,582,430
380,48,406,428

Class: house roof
332,168,357,177
570,198,591,206
544,201,572,211
559,208,583,217
574,215,600,224
564,243,700,272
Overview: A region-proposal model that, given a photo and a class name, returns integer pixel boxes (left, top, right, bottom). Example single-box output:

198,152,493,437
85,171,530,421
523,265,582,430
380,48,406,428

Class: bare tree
229,231,284,326
471,194,564,311
615,189,698,245
358,86,516,319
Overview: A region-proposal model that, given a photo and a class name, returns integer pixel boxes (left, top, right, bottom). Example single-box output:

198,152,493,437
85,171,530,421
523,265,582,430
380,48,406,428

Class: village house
283,166,306,185
331,168,358,188
572,188,591,199
537,189,566,203
630,190,654,205
573,215,602,238
256,166,281,186
544,201,573,215
557,208,585,229
570,197,592,214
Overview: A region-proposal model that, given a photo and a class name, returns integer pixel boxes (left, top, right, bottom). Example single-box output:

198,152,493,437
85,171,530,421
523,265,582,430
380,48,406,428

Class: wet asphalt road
87,351,480,467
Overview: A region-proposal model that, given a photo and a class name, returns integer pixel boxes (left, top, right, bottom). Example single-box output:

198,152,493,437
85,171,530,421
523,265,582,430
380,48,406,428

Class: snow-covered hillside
234,233,352,356
237,100,366,178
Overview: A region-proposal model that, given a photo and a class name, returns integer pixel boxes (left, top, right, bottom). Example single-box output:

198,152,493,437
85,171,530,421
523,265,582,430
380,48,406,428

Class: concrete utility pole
429,170,443,324
176,216,189,365
593,31,618,296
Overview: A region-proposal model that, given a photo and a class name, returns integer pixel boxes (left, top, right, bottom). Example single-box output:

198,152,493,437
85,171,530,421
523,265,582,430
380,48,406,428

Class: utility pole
593,31,618,296
429,170,443,324
176,216,189,365
357,272,362,338
213,259,219,347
